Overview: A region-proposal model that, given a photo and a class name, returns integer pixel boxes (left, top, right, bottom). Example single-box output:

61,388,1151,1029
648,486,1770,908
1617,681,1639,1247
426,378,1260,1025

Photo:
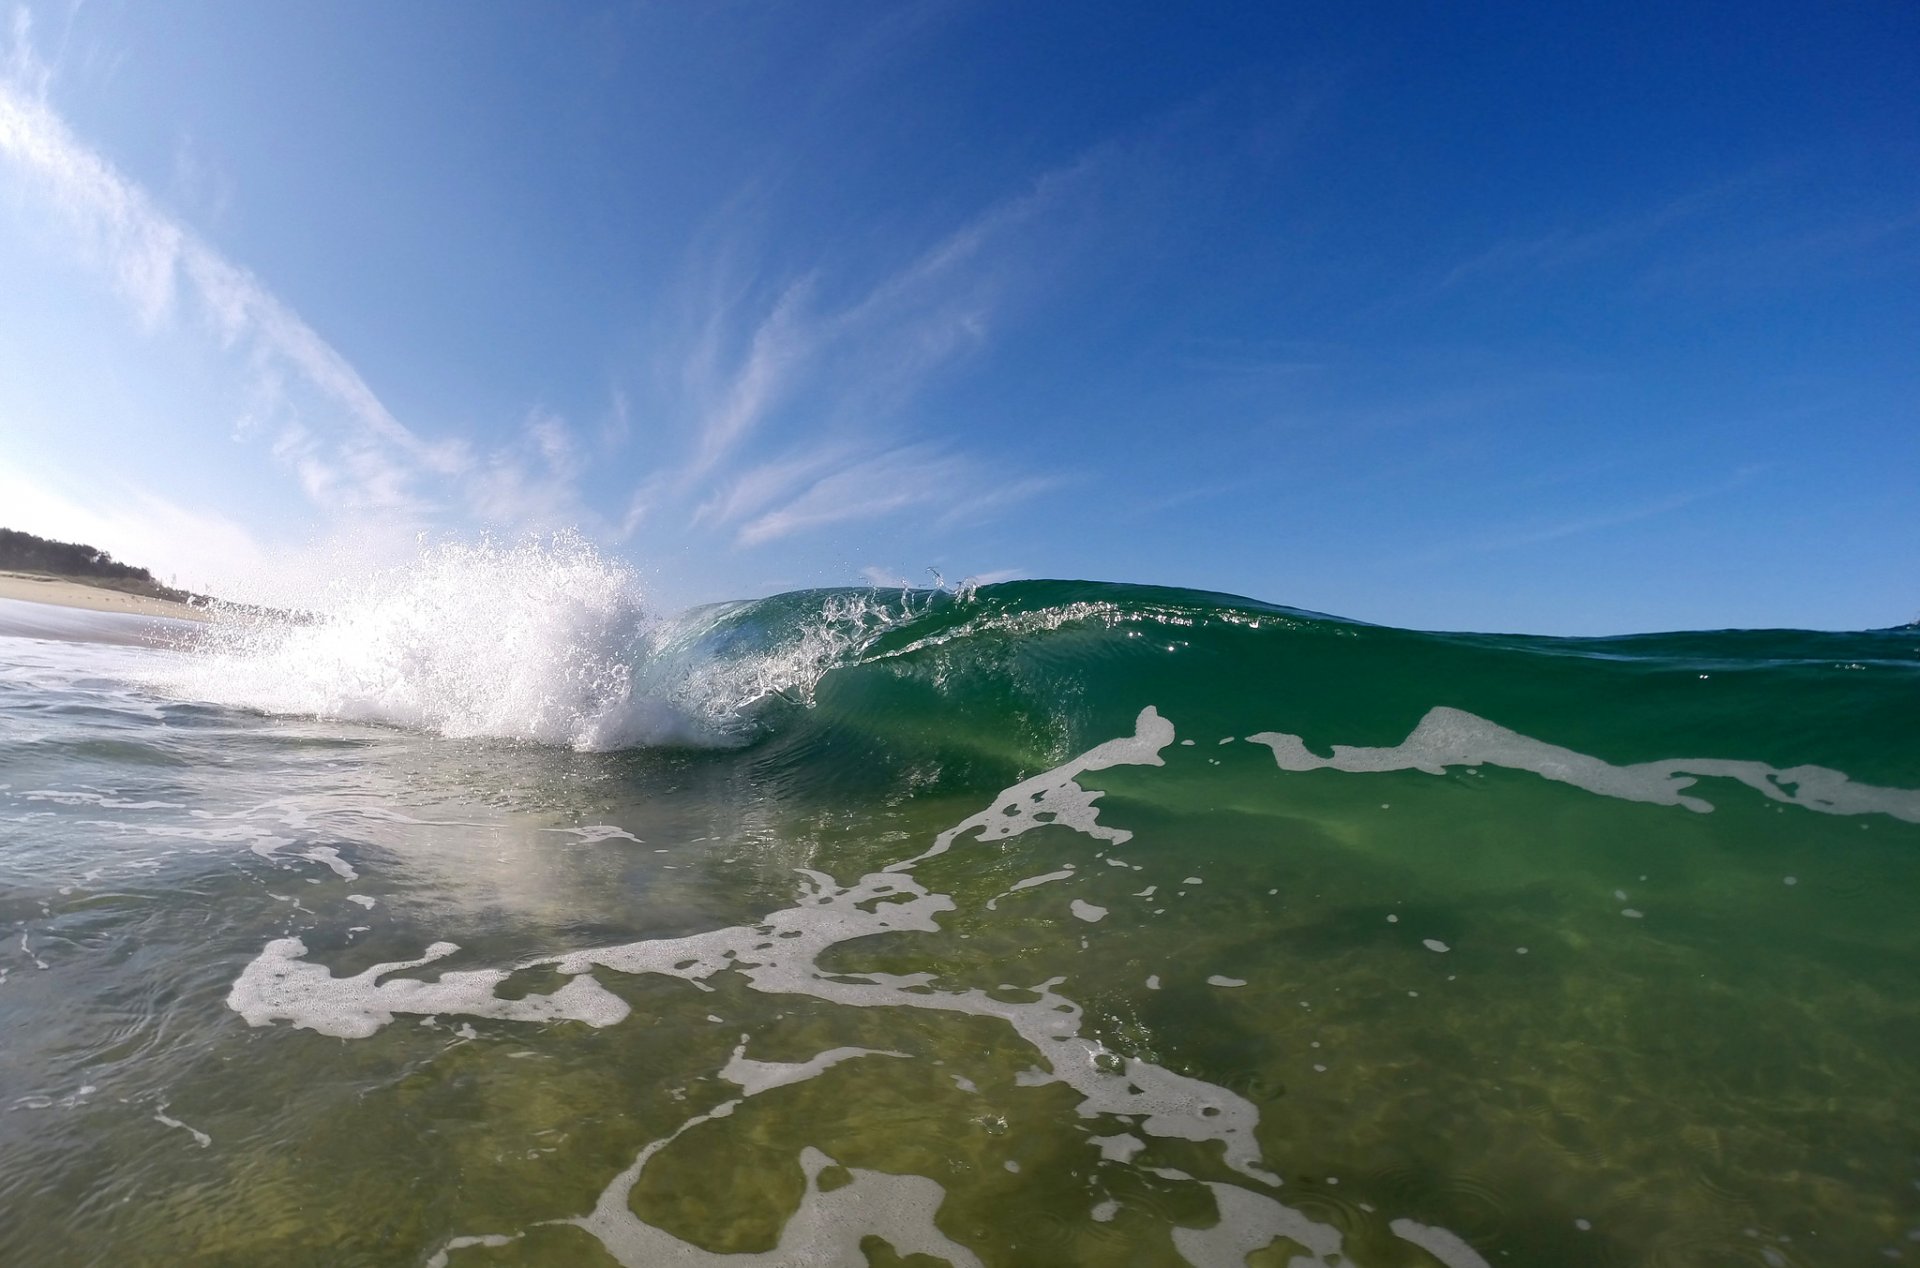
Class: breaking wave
152,533,1920,805
157,536,913,749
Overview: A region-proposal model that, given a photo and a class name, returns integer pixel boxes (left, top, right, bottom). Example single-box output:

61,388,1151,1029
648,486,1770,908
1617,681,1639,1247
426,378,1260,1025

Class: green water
1,583,1916,1266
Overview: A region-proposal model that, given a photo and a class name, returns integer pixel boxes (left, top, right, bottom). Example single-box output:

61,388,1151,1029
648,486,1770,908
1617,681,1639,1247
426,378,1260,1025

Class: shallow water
2,571,1918,1266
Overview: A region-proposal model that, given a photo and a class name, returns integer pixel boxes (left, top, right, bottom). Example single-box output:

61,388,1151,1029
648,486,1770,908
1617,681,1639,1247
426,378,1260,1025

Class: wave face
165,535,1920,792
762,578,1920,799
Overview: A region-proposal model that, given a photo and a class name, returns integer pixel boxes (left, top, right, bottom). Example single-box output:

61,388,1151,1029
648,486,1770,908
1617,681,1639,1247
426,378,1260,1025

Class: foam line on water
151,1102,212,1149
1248,705,1920,822
573,1142,983,1268
1389,1218,1496,1268
1173,1183,1345,1266
431,1047,963,1268
238,704,1513,1266
228,938,629,1038
885,704,1176,872
719,1039,907,1096
231,709,1276,1178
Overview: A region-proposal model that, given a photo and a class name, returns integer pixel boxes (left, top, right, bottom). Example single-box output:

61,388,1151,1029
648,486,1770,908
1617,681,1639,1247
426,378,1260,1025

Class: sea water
1,541,1917,1267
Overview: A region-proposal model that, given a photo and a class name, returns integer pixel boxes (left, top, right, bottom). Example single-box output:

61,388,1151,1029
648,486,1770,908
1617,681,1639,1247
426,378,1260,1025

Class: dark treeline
0,527,203,604
0,528,156,582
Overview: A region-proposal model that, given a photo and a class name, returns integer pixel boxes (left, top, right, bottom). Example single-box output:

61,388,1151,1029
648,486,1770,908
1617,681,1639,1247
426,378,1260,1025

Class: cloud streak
1421,464,1767,561
642,151,1097,557
2,4,1091,601
0,10,479,522
734,444,968,547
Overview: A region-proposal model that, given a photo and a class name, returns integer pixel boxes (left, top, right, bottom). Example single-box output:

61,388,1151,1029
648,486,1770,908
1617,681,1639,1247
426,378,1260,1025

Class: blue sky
1,1,1914,633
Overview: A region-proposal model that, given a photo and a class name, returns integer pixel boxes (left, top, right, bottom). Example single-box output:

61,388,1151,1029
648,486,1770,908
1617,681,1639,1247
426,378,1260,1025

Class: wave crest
164,536,650,747
156,535,932,751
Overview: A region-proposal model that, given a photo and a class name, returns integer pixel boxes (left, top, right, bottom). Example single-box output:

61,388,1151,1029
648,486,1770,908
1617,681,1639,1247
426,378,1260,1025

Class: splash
153,535,913,750
156,535,646,747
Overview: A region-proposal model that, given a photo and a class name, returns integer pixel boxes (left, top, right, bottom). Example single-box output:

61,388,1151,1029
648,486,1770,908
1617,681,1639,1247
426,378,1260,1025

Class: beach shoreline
0,570,214,622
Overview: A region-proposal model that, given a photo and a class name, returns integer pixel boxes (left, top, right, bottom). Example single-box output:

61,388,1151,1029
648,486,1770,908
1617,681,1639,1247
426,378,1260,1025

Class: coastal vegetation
0,527,199,604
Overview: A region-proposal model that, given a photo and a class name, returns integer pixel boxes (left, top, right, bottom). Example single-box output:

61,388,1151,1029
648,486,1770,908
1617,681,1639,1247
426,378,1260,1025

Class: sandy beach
0,571,212,622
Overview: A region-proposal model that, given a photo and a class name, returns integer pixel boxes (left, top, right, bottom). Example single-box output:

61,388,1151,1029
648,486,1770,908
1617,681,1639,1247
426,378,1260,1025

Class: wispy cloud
935,476,1063,530
4,3,1123,595
0,10,485,522
691,444,850,531
683,276,819,480
1413,164,1846,306
1421,464,1767,560
1628,207,1920,299
1426,180,1743,298
463,409,603,533
735,444,970,547
634,147,1100,556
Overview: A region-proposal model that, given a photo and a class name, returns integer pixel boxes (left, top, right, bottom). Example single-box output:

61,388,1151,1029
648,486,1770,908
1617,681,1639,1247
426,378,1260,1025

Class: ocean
2,541,1916,1267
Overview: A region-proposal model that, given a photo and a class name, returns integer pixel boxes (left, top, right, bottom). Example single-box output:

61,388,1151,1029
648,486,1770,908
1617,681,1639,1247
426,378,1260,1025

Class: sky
1,1,1915,634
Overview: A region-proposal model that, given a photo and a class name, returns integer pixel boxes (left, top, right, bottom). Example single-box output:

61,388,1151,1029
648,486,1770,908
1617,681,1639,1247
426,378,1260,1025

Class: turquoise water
1,561,1917,1267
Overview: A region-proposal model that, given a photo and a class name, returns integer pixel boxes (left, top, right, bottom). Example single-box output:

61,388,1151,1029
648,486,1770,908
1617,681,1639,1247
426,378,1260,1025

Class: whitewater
2,538,1917,1267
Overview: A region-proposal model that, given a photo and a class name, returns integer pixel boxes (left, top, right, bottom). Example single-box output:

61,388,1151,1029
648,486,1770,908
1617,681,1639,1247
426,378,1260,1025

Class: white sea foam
886,704,1176,871
986,867,1076,908
571,1140,981,1268
431,1045,970,1268
1247,706,1920,823
1390,1217,1495,1268
1174,1182,1345,1266
301,846,357,881
152,1102,212,1149
1091,1132,1146,1163
227,938,629,1038
719,1039,906,1096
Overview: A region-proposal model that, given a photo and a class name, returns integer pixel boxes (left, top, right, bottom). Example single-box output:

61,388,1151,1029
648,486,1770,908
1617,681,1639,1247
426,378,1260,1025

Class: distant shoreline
0,570,214,623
